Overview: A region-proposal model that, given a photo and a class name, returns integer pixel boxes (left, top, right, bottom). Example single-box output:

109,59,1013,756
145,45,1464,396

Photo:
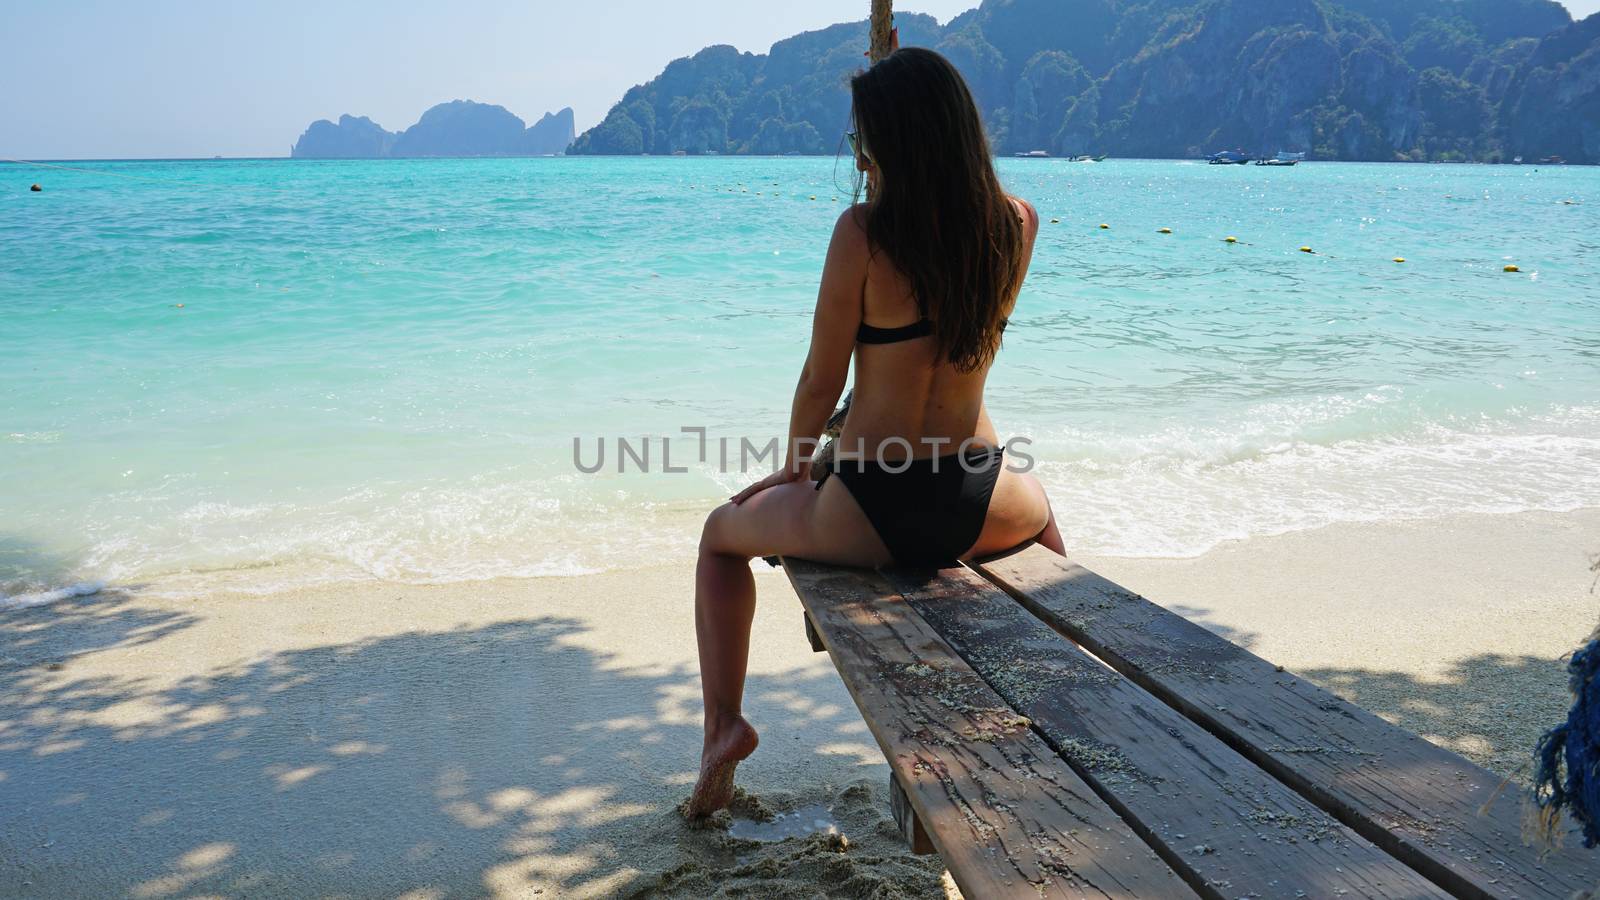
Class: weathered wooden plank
975,543,1596,900
781,558,1196,899
884,564,1452,899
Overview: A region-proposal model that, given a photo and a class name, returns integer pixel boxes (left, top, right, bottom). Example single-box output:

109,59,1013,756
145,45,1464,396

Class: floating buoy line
692,174,1562,275
688,171,1561,273
712,183,1548,272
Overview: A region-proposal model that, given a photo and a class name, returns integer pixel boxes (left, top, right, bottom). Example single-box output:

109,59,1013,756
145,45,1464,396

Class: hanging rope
1530,612,1600,850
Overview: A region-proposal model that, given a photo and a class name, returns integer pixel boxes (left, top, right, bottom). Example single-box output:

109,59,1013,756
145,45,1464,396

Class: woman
689,46,1064,817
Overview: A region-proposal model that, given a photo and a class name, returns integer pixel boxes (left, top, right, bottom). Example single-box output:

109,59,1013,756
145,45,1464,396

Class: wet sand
2,508,1595,897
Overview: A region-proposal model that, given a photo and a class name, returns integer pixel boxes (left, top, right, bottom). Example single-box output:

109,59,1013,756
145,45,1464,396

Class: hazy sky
3,0,1594,160
1568,0,1600,19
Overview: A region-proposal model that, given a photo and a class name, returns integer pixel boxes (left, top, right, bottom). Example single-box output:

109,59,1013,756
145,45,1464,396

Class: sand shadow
0,610,942,898
1164,602,1262,650
1,585,192,668
1297,651,1574,781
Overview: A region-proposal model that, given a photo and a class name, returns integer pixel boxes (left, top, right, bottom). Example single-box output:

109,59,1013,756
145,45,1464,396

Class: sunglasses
846,130,871,164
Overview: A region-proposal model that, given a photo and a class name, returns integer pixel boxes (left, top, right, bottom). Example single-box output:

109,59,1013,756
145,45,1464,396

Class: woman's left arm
732,208,867,504
785,207,868,475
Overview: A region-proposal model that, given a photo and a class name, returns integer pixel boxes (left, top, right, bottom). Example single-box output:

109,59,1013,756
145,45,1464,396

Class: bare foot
685,715,759,818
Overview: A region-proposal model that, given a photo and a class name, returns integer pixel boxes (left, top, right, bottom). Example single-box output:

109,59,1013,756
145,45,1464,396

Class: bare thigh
701,476,892,568
967,467,1052,559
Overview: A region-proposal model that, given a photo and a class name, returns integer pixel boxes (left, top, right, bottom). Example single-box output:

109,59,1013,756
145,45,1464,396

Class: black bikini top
857,318,932,344
856,316,1007,345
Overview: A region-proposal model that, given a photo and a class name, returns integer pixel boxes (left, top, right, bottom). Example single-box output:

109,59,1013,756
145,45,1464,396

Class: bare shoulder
1008,195,1039,237
1006,196,1038,318
827,203,872,266
833,203,871,242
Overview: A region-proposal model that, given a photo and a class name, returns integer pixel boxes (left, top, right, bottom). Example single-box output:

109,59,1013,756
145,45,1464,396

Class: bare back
839,196,1040,459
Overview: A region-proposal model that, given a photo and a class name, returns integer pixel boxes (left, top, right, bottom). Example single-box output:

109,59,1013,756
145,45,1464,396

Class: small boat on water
1207,150,1252,165
1014,150,1050,158
1068,154,1108,162
1255,151,1304,166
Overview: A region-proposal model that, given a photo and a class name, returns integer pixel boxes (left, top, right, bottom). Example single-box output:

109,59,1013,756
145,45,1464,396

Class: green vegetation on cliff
571,0,1598,162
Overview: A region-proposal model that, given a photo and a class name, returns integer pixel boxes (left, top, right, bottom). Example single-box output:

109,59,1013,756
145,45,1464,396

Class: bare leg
1035,495,1066,556
969,469,1067,559
686,543,760,817
684,481,888,817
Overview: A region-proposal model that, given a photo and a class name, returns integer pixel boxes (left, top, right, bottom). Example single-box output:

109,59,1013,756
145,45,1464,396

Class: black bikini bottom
817,445,1004,567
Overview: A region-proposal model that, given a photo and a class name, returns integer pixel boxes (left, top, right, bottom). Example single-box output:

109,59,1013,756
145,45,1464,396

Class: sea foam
0,581,105,612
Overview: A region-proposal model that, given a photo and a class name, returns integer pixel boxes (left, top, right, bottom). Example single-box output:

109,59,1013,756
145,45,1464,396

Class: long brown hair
850,47,1024,373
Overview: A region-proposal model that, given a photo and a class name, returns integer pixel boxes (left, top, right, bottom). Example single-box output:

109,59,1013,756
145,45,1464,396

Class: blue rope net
1532,624,1600,849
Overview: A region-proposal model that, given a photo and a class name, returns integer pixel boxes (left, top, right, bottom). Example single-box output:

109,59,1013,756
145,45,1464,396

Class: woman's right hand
730,467,804,506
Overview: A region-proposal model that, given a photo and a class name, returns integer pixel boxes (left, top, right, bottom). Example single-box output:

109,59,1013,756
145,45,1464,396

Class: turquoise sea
2,157,1597,598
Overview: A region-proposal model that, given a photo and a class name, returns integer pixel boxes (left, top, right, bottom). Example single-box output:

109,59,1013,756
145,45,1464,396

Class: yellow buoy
1158,227,1172,234
1098,223,1109,229
1393,257,1406,263
1224,236,1238,244
1300,246,1314,253
1504,264,1520,272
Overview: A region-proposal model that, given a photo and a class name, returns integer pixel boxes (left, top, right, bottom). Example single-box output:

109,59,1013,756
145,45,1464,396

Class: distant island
569,0,1600,164
291,101,574,158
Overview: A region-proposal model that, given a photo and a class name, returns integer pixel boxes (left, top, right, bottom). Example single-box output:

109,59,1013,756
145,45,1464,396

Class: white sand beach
2,507,1596,897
